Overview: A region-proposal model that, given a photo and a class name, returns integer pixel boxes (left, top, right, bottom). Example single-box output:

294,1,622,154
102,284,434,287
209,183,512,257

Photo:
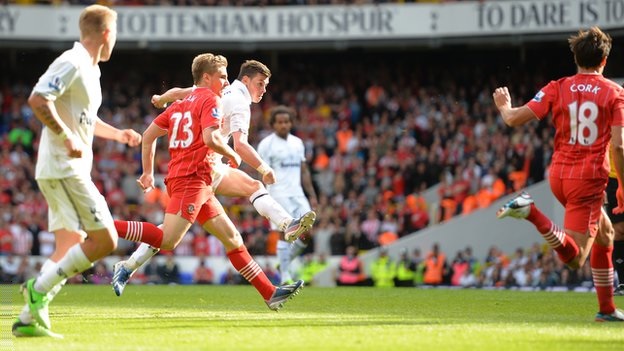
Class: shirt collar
73,42,94,66
232,79,252,105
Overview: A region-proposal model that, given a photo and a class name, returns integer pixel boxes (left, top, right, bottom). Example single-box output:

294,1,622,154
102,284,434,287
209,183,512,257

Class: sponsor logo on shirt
187,204,195,215
532,91,545,102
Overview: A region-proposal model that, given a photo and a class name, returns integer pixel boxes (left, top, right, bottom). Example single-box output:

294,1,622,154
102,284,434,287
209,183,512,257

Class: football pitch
2,284,623,351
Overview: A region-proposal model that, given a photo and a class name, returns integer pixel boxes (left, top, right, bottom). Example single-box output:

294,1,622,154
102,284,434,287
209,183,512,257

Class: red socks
591,244,615,314
526,205,579,264
227,246,275,300
114,220,163,248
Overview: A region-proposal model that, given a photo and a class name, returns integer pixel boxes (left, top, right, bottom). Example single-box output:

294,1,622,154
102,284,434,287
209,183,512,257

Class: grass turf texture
4,284,624,351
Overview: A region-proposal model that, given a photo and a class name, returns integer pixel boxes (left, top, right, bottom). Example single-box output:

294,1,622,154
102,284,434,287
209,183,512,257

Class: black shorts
605,177,624,224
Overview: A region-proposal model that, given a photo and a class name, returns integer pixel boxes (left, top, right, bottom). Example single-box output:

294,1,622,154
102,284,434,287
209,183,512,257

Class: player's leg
23,177,117,330
605,177,624,294
112,176,206,296
276,197,314,284
198,197,303,311
215,167,316,241
592,208,623,321
498,180,584,268
216,167,292,229
613,223,624,294
15,228,83,335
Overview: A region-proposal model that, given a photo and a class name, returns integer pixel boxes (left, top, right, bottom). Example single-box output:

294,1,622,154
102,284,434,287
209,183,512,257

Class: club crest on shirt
187,204,195,215
532,91,545,102
48,76,64,92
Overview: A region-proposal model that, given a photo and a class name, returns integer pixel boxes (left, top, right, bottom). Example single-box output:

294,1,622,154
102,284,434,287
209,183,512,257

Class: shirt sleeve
32,58,79,101
153,109,170,130
200,96,222,131
228,98,251,135
612,89,624,127
525,81,556,121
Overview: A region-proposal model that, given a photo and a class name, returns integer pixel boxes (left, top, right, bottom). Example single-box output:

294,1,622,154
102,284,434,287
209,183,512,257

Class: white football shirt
33,42,101,179
220,79,252,141
257,132,306,198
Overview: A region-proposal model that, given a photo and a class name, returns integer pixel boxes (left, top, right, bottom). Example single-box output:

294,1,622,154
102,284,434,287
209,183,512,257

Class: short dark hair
237,60,271,81
269,105,294,126
568,26,612,69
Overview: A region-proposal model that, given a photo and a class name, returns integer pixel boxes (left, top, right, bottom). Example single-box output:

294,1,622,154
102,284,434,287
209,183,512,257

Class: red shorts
549,176,607,237
165,176,223,224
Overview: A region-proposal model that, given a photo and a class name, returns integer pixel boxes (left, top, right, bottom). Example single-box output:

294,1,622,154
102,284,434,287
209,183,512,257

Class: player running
495,27,624,321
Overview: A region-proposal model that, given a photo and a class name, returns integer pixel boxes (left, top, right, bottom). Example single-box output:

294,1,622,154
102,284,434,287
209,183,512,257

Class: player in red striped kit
495,26,624,321
117,53,302,311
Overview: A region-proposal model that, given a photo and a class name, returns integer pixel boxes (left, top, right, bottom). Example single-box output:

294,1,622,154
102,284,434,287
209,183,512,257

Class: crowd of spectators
0,43,604,285
359,242,596,291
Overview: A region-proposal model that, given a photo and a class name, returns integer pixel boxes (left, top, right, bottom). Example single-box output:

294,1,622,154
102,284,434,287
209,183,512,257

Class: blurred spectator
370,247,395,288
159,255,180,284
336,245,369,286
423,243,447,286
394,248,416,287
193,258,214,284
90,261,113,285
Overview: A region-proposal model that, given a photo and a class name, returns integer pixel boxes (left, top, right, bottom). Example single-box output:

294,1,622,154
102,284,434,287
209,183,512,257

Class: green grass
3,284,624,351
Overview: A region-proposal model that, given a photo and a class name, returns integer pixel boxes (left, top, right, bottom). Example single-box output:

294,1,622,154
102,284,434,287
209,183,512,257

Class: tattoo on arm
35,104,64,134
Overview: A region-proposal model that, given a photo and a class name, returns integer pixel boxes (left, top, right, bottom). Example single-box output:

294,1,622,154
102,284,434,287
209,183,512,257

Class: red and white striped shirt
527,73,624,179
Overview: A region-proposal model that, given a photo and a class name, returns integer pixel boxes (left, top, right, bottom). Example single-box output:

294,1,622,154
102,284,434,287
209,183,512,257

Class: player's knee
160,239,177,251
567,258,581,270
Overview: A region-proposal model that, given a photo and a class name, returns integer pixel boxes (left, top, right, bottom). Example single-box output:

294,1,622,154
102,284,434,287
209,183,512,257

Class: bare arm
301,161,318,208
152,87,194,109
28,92,82,158
94,118,141,146
137,123,167,192
493,86,537,127
231,130,276,184
203,126,241,168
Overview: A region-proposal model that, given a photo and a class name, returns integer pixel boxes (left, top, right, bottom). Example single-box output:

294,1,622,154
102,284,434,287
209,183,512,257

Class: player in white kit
13,5,142,338
111,60,315,294
257,105,319,284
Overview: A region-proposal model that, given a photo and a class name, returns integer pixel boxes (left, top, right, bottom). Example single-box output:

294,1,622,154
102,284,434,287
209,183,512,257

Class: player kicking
118,53,303,310
495,27,624,321
112,60,315,296
257,106,319,284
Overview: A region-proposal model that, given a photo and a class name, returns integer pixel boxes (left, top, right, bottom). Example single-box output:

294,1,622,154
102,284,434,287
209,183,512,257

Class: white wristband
256,163,270,176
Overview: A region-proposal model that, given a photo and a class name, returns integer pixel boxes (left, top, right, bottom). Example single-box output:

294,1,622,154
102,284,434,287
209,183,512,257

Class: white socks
126,242,160,271
249,189,292,231
290,239,307,261
277,240,293,283
34,244,92,293
20,259,67,324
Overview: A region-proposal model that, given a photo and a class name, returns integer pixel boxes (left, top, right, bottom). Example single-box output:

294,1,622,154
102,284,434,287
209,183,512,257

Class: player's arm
28,92,82,158
94,117,141,146
203,126,241,168
152,87,193,109
492,86,537,127
137,123,167,192
301,161,318,208
231,130,276,184
611,125,624,213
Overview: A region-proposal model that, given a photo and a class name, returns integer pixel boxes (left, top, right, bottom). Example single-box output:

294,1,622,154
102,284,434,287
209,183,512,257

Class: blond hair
79,5,117,39
191,53,228,85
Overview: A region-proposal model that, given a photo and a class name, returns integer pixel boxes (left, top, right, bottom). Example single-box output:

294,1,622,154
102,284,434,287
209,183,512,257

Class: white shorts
37,177,114,233
210,161,229,190
270,195,312,230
